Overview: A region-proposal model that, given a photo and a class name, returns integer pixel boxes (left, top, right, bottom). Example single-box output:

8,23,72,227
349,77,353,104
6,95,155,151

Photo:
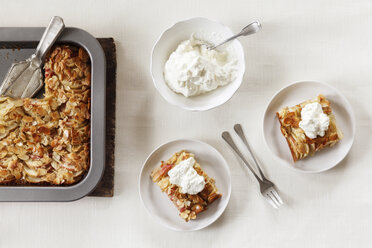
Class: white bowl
263,81,356,173
150,17,246,111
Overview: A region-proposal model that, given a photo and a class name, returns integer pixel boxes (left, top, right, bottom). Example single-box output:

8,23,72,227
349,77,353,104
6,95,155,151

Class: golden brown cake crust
151,150,222,222
276,112,298,162
0,45,90,185
276,95,343,162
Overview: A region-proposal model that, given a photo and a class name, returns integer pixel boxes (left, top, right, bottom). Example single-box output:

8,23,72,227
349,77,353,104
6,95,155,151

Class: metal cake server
0,16,65,98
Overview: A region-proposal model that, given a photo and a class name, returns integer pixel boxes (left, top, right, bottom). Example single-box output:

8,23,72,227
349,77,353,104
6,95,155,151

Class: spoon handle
239,21,262,36
210,33,241,50
209,21,261,50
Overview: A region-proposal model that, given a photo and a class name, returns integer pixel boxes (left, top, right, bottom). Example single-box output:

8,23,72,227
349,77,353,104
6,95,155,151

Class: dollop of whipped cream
299,102,330,139
168,157,205,195
164,35,237,97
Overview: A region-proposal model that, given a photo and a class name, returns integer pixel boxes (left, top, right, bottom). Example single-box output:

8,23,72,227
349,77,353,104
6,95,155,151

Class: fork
221,124,283,208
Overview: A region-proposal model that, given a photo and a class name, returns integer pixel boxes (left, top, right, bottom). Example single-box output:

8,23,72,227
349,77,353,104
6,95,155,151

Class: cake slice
151,150,221,221
276,94,343,162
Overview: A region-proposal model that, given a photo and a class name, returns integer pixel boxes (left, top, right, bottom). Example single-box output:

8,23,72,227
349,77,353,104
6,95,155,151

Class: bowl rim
262,80,356,173
150,17,246,111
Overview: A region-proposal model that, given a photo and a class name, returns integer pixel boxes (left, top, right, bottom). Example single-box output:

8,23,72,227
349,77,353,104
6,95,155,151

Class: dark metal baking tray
0,27,106,201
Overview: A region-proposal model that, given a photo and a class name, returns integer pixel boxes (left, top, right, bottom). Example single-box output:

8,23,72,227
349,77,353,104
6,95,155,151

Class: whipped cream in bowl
164,35,238,97
151,17,245,111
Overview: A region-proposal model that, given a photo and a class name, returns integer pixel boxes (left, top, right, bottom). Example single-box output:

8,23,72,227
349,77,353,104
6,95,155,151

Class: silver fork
221,124,283,208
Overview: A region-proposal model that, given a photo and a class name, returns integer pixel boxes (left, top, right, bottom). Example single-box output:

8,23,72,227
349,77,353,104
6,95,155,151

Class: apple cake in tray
277,94,343,162
0,45,91,185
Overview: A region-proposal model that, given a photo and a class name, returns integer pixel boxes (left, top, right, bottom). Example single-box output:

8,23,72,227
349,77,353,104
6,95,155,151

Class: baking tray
0,27,106,201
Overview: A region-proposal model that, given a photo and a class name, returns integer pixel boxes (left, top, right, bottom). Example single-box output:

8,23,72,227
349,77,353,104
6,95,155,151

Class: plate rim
138,138,232,231
262,80,356,173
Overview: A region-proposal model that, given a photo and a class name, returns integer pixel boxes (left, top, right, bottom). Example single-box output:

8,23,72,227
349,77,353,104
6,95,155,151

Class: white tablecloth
1,0,372,247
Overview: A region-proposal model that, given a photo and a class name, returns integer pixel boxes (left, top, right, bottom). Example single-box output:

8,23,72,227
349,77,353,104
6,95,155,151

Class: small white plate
139,139,231,231
263,81,355,173
150,17,245,111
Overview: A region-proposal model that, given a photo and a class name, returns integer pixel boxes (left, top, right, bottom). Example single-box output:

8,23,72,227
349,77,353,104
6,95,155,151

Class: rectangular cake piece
151,150,221,222
276,94,343,162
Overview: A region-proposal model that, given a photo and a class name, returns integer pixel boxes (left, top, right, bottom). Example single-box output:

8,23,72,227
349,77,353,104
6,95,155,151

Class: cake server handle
32,16,65,66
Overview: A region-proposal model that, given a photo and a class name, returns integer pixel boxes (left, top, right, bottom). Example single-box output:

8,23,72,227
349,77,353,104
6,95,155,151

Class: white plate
150,17,245,111
263,81,355,173
139,139,231,231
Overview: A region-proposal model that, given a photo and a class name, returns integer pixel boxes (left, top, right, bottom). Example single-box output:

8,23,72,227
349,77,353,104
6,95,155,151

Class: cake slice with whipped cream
276,94,343,162
151,150,221,221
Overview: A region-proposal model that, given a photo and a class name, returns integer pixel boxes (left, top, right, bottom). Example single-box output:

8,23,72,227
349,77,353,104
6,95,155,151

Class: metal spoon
209,21,261,50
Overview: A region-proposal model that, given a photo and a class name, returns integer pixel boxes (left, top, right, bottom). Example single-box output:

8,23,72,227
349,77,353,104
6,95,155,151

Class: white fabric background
0,0,372,247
